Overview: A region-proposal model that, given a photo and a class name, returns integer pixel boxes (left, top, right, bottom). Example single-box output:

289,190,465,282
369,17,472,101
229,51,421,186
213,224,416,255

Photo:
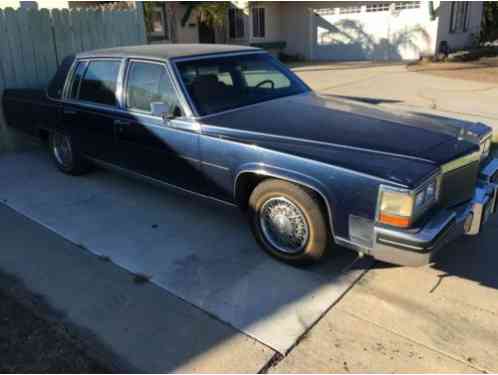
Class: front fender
234,162,337,236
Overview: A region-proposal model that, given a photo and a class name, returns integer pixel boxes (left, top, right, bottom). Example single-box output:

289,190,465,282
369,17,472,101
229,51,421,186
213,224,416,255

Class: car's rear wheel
248,179,330,265
50,131,89,175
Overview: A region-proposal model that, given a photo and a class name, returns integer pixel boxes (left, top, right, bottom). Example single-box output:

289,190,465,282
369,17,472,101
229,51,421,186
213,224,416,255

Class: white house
225,1,483,61
137,1,483,61
2,1,484,61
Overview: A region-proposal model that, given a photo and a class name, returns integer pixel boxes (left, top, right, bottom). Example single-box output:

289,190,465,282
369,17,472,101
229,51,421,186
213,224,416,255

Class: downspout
308,8,314,60
428,1,436,21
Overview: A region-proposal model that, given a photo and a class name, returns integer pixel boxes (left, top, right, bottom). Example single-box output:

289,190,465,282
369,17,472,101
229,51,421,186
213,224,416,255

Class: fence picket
17,8,37,87
0,6,146,94
52,9,71,66
41,9,58,83
71,8,84,54
0,9,15,90
4,8,25,88
136,5,147,44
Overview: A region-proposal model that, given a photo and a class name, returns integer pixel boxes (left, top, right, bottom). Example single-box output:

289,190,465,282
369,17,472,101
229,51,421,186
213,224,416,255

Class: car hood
200,92,481,187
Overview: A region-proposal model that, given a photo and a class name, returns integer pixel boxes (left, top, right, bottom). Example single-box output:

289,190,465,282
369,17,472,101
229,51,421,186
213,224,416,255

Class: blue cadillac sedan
3,44,498,266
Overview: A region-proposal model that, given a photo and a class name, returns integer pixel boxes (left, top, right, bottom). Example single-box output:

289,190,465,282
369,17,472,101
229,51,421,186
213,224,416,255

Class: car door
112,59,201,191
63,58,123,163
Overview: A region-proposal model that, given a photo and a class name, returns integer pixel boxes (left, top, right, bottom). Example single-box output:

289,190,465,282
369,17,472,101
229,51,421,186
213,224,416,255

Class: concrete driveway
1,63,498,372
0,128,369,356
293,62,498,141
268,62,498,372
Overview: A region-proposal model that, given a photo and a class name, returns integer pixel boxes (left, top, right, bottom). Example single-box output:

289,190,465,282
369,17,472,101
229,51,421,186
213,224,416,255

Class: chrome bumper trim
369,158,498,266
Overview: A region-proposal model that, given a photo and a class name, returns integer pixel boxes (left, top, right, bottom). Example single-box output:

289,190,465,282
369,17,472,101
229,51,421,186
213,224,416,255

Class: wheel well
235,173,334,236
235,172,268,210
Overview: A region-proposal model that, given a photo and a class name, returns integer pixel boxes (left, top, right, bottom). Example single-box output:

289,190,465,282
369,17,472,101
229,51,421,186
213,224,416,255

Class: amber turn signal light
378,213,412,228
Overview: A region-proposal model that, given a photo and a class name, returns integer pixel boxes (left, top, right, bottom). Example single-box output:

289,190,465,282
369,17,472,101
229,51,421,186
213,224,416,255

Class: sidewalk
0,204,274,373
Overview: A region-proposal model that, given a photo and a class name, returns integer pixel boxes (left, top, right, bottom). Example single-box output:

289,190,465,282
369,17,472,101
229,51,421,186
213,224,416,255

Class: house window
148,5,169,39
394,2,421,11
366,3,391,12
314,8,336,16
228,8,245,39
20,1,38,10
339,5,362,14
252,7,265,38
450,2,470,33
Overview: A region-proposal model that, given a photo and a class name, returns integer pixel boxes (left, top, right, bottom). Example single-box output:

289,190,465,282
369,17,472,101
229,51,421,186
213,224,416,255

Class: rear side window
78,60,121,106
125,61,178,113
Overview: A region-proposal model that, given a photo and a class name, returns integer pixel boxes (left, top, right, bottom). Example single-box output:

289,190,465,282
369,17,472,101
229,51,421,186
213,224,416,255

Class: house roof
77,44,261,60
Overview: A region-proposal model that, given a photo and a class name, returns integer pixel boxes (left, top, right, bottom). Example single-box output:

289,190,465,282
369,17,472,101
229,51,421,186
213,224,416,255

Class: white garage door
312,2,430,61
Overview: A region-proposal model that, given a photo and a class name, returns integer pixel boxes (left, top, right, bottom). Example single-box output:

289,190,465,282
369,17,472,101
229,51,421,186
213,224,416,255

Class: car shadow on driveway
431,214,498,291
0,128,371,357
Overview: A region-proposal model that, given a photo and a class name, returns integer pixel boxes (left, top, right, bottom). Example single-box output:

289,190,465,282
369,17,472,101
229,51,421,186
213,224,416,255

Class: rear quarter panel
3,89,60,136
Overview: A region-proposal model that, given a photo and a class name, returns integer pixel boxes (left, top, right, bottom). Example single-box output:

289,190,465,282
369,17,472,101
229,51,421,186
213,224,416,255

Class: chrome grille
440,160,479,208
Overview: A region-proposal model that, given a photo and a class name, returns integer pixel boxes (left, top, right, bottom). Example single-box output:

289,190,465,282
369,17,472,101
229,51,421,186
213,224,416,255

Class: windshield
175,53,310,116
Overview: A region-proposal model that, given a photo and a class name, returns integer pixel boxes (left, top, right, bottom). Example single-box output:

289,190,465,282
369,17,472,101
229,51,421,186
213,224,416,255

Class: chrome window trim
62,57,125,109
123,58,178,116
59,56,198,131
165,59,194,118
62,58,81,100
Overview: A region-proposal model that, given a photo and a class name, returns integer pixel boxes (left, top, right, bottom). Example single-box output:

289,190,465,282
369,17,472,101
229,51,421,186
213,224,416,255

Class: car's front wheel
50,131,89,175
248,179,330,265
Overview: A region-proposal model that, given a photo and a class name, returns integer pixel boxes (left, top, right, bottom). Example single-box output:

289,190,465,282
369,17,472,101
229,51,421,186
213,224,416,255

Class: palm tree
481,1,498,44
181,2,232,43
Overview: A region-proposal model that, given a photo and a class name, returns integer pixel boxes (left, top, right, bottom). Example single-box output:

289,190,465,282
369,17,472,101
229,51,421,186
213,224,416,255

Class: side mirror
150,102,172,120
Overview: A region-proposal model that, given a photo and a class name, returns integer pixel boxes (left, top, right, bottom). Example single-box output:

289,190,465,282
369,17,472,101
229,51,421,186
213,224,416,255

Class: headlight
480,137,491,160
378,189,414,228
378,177,440,228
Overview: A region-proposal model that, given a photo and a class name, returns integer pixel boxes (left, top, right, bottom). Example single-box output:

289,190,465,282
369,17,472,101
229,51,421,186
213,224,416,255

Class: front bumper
370,158,498,266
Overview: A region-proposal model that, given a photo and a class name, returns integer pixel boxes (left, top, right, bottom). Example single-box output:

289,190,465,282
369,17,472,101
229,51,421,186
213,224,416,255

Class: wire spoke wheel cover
259,197,310,254
53,133,73,169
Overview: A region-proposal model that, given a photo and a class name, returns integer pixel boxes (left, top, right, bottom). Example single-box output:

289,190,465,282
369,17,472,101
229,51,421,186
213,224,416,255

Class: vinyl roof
77,44,261,60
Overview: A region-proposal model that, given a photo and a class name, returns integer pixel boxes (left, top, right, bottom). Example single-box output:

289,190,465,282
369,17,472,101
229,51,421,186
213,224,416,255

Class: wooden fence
0,6,146,94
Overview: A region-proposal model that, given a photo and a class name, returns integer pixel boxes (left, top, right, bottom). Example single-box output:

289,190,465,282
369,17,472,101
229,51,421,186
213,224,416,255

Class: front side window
176,53,309,116
228,8,245,39
252,7,265,38
78,60,121,106
450,2,470,33
125,61,178,113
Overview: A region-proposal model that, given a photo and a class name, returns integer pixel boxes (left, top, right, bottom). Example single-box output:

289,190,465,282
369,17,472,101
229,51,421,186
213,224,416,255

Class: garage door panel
312,3,428,61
